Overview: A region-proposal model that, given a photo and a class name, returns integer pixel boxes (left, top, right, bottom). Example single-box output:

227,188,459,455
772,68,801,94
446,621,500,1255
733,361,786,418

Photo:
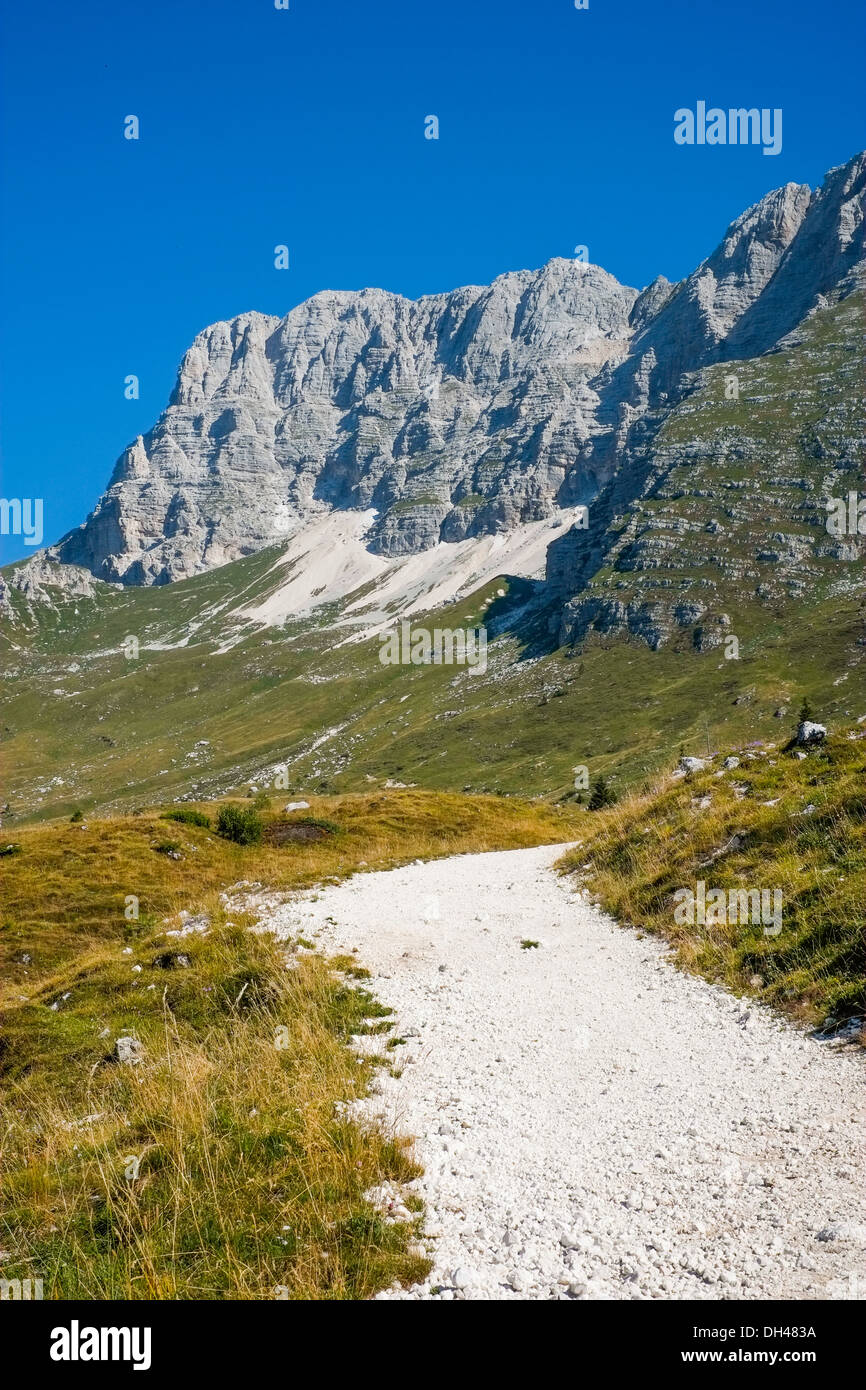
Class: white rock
115,1036,143,1065
679,756,708,775
796,721,827,747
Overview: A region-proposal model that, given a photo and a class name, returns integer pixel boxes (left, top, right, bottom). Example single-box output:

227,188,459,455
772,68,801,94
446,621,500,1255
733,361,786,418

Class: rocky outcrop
57,264,638,583
0,547,111,618
43,151,866,594
725,152,866,357
560,180,813,493
796,721,828,747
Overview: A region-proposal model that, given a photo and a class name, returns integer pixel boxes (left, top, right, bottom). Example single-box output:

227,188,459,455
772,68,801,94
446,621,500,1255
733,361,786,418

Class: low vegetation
560,727,866,1031
162,808,211,829
216,803,263,846
587,774,617,811
0,790,582,1299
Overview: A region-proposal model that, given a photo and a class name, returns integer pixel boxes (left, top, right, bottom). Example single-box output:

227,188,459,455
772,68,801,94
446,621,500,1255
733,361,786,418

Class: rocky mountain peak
43,152,865,590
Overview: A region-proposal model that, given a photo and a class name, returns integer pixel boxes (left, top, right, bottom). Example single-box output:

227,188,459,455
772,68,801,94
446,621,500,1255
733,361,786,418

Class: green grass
0,911,426,1300
2,556,862,826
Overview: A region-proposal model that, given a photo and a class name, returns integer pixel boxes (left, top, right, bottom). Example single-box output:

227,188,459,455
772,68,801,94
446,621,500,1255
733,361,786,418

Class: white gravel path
260,844,865,1301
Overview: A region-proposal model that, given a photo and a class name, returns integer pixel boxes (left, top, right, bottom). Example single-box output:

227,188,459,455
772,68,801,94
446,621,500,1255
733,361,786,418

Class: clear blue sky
1,0,863,562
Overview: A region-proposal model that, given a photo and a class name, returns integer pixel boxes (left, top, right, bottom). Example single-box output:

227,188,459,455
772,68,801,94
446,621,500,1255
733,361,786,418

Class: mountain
37,152,864,595
1,275,863,824
1,155,864,824
53,262,638,584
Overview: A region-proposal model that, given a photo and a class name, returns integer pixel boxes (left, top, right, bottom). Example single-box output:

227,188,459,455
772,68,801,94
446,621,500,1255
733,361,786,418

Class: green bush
588,775,617,811
69,809,84,823
162,808,211,828
216,805,263,846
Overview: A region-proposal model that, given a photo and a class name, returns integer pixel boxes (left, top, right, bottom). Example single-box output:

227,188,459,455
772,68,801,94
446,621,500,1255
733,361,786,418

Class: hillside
560,726,866,1030
548,286,865,648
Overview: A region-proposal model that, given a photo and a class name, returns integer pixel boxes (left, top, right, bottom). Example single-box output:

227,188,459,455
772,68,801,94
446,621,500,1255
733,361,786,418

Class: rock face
58,263,637,583
51,152,865,592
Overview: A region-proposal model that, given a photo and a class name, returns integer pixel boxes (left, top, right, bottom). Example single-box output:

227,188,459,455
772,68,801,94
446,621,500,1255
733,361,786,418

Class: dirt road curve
263,844,866,1300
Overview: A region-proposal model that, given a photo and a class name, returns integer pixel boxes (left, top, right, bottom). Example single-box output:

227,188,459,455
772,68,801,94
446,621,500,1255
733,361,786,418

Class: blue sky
1,0,863,562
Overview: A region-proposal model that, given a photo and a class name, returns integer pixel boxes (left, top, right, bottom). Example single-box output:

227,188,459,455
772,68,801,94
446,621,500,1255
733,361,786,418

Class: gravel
261,844,865,1301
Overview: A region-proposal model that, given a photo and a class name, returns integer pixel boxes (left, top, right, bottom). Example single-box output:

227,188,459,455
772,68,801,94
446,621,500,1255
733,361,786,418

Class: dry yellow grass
0,789,581,1299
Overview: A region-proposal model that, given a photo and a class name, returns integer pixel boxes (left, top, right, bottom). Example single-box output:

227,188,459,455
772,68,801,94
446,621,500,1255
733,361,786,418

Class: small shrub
799,696,815,722
154,839,181,855
252,790,271,810
588,775,617,811
162,808,211,828
520,939,540,950
216,804,263,846
69,809,84,823
0,844,22,857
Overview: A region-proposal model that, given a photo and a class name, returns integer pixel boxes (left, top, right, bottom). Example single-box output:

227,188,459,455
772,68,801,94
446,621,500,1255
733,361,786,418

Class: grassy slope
2,563,862,824
559,728,866,1030
0,791,582,1299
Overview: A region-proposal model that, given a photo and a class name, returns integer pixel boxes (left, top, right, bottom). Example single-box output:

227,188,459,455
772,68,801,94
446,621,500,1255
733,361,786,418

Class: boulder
678,756,708,775
796,721,827,747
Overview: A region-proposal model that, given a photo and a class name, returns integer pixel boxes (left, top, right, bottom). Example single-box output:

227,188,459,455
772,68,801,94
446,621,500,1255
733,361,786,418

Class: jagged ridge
47,153,864,592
